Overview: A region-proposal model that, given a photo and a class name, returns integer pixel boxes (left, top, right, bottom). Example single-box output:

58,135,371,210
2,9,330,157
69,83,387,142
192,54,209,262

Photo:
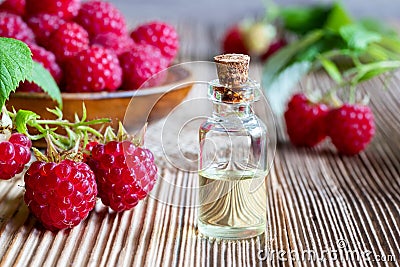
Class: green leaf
0,37,33,109
323,2,353,32
263,30,323,87
280,4,332,35
14,109,40,135
26,61,62,108
318,56,342,83
339,24,382,51
359,18,398,37
263,61,312,115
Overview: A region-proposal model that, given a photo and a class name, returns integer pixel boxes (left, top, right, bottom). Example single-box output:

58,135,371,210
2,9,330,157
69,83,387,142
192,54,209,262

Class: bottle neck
212,102,253,118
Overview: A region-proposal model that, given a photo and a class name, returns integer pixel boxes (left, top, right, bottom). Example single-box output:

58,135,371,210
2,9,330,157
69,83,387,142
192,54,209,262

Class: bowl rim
11,65,192,100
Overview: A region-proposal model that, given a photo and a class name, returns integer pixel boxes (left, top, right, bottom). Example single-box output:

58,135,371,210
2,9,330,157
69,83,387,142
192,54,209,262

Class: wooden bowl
7,66,193,131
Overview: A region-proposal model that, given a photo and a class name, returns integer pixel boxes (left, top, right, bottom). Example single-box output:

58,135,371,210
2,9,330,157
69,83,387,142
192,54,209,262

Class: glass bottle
198,54,269,239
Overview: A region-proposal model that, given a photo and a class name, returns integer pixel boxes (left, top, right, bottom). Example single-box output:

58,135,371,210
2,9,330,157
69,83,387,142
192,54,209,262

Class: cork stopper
214,54,250,87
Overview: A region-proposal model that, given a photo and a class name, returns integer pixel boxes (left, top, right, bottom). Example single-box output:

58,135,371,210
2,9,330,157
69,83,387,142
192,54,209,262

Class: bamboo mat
1,22,400,266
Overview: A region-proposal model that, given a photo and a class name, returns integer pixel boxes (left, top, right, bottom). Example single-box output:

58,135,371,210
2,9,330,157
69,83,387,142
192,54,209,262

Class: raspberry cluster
24,159,97,230
0,0,180,92
0,133,31,180
284,93,376,155
86,141,158,212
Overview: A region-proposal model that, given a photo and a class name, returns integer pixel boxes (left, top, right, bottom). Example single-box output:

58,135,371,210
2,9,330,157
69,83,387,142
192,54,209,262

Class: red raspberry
27,14,66,47
17,43,62,92
24,159,97,231
130,21,179,65
0,0,25,16
46,22,89,63
326,104,375,155
86,141,158,212
25,0,80,20
119,43,168,89
261,38,287,61
63,45,122,92
75,0,127,39
0,12,34,43
284,93,329,147
91,32,134,56
0,133,31,180
222,25,248,55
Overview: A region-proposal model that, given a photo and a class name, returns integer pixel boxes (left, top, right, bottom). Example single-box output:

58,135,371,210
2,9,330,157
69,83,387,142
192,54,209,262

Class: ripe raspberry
86,141,158,212
63,45,122,92
91,33,134,56
261,38,287,61
25,0,80,20
24,159,97,231
0,0,25,16
27,14,66,47
284,93,329,147
119,43,168,89
130,21,179,64
17,43,62,92
326,104,375,155
0,133,31,180
0,12,34,43
46,22,89,63
222,25,248,55
75,0,127,39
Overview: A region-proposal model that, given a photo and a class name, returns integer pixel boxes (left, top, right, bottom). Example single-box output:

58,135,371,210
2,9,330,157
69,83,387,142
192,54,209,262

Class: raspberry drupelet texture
0,12,35,43
91,32,134,56
63,45,122,92
75,0,127,40
326,104,375,155
130,21,179,65
25,0,80,20
27,14,66,47
24,159,97,231
119,43,168,89
0,133,32,180
86,140,158,212
46,22,90,63
0,0,25,16
284,93,329,147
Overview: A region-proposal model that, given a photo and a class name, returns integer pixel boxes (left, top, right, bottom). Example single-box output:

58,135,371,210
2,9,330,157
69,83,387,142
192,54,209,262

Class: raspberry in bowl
4,0,190,133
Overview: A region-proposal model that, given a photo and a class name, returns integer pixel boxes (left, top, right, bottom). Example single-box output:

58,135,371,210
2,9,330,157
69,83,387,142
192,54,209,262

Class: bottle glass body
198,80,269,239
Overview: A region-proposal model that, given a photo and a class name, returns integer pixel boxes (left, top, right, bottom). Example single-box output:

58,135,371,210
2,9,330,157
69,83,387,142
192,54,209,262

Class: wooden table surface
1,22,400,267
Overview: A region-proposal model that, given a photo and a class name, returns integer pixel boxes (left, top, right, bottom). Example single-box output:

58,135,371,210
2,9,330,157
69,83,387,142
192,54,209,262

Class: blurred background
109,0,400,26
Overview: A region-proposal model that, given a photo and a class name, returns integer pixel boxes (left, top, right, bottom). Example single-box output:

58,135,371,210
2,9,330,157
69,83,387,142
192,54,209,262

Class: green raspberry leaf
339,24,382,51
0,37,33,109
26,61,62,108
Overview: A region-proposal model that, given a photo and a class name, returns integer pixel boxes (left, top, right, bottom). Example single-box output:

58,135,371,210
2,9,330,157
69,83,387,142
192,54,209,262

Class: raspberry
63,45,122,92
91,33,134,56
46,22,89,63
284,93,329,147
130,21,179,64
27,14,66,47
75,0,127,39
222,25,248,55
119,43,168,89
0,12,34,43
261,38,287,61
17,43,62,92
0,0,25,16
24,159,97,231
326,104,375,155
0,133,31,180
25,0,80,20
86,141,158,212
